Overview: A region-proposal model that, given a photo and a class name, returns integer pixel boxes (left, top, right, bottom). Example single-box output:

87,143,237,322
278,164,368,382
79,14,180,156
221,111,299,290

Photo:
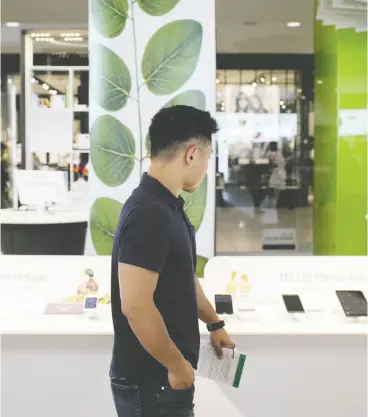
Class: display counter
0,256,367,417
0,209,88,255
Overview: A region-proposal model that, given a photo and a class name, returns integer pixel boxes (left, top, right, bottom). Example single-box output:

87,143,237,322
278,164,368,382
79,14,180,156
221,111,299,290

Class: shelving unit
26,65,90,189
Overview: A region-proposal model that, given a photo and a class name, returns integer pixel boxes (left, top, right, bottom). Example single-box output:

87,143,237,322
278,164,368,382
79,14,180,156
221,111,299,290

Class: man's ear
185,145,197,165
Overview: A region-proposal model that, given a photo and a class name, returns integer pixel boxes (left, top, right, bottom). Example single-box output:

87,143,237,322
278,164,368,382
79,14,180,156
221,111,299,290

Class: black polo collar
141,173,184,209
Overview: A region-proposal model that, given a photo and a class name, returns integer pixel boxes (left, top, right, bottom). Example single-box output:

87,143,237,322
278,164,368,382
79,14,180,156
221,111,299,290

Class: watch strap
206,320,225,332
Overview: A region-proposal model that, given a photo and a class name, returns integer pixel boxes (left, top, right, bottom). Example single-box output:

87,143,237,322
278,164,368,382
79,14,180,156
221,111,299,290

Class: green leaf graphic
196,255,208,278
164,90,206,109
90,44,131,111
137,0,180,16
145,90,206,154
142,20,203,95
91,0,129,38
145,133,151,156
90,197,123,255
181,175,207,232
90,115,136,186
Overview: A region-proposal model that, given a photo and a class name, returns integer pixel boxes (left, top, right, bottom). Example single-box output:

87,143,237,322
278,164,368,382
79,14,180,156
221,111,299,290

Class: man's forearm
195,278,221,324
126,304,185,371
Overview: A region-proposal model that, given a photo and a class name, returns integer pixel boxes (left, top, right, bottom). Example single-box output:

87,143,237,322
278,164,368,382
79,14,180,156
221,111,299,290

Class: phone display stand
237,307,256,312
83,296,99,320
235,311,259,323
351,316,367,323
305,307,325,313
290,313,308,322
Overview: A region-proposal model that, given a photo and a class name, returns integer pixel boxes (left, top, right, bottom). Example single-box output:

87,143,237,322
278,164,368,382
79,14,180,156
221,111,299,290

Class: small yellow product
240,273,252,295
226,271,238,294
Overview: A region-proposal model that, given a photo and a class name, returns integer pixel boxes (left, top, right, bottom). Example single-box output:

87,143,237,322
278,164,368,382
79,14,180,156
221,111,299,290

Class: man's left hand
210,328,235,359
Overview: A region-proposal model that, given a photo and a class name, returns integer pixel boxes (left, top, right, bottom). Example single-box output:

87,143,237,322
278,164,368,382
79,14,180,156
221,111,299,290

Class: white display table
0,208,88,225
0,209,88,255
0,256,367,417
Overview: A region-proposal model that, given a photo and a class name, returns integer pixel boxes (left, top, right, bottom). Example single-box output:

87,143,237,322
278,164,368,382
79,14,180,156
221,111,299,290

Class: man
110,105,235,417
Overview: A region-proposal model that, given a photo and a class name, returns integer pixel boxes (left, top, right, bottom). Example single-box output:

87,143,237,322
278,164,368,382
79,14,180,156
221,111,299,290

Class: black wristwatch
206,320,225,332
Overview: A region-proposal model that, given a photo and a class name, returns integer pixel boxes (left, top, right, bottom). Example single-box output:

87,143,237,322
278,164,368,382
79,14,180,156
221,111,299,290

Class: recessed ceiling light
31,33,51,38
6,22,19,27
287,22,301,28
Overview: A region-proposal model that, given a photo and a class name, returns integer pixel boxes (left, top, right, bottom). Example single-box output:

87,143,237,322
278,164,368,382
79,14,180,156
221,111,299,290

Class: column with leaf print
87,0,216,276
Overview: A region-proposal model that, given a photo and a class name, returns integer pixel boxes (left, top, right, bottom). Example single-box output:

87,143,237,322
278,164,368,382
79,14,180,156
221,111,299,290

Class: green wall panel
314,14,367,255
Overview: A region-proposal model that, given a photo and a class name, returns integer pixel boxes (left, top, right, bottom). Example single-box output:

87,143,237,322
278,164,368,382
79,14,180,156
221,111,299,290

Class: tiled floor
215,198,313,255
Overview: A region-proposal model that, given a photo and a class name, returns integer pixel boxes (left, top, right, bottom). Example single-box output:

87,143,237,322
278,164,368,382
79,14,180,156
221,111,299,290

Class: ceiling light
272,76,277,82
260,77,265,83
252,82,257,87
42,83,49,90
287,22,301,28
31,33,51,37
31,78,36,83
61,32,81,37
6,22,19,27
216,79,220,84
35,37,53,42
280,100,284,105
282,105,286,109
64,36,83,42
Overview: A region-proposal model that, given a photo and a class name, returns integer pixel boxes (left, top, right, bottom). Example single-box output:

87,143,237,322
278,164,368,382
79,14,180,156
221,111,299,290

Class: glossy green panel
314,7,367,255
336,30,367,255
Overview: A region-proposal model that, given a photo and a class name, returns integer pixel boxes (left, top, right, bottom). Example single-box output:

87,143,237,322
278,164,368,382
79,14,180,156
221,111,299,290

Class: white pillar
21,32,34,170
87,0,216,275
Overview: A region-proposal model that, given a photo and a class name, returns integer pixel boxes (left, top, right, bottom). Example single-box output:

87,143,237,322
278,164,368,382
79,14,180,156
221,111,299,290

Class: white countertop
0,208,88,225
0,310,366,336
0,255,366,336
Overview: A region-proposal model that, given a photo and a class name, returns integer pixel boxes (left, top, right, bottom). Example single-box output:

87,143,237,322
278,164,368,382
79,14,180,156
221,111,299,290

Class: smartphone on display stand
84,295,99,319
215,294,234,315
282,294,305,313
336,291,367,317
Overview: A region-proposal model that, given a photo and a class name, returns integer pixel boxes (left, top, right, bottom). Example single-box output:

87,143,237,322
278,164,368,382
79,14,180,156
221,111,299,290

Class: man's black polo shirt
110,173,200,385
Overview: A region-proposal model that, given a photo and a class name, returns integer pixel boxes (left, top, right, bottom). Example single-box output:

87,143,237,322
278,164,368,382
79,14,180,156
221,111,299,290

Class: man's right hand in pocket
168,359,195,390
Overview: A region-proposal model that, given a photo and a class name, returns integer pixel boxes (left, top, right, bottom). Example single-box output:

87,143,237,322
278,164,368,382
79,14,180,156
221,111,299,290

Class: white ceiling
1,0,315,54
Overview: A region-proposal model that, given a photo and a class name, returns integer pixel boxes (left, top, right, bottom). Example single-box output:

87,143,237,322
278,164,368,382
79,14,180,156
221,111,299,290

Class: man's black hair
148,105,218,159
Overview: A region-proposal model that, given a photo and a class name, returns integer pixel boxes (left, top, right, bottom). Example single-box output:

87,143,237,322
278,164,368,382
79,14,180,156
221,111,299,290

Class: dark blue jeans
111,380,195,417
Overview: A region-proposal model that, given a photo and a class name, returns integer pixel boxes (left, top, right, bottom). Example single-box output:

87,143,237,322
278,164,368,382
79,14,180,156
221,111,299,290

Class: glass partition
215,69,313,255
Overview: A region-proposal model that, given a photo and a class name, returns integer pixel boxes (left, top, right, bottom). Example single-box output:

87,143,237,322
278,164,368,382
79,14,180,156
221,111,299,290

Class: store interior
1,23,317,256
0,1,367,417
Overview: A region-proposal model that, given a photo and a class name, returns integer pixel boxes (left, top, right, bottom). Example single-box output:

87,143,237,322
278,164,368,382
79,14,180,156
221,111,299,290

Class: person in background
1,142,10,208
110,106,235,417
267,141,286,208
235,91,252,113
249,94,268,113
